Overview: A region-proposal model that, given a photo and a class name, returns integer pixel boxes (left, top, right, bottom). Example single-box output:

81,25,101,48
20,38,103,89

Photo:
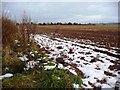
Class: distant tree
63,23,67,25
50,22,53,25
68,22,72,25
38,23,42,25
43,22,46,25
73,22,78,25
31,22,34,25
56,22,62,25
46,22,49,25
53,23,57,25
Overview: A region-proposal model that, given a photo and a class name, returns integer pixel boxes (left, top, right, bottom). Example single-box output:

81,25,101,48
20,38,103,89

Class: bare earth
32,25,120,89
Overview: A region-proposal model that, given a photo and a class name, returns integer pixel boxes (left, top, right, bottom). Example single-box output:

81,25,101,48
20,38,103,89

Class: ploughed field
33,25,120,89
36,25,120,49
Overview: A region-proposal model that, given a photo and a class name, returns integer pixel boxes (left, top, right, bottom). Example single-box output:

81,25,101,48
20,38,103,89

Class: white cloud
2,0,119,2
58,14,117,23
89,5,96,8
86,15,103,20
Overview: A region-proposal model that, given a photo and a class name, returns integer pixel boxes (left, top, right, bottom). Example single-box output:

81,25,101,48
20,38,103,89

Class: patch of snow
57,77,60,79
73,83,80,88
106,76,118,88
101,84,112,89
35,51,38,53
95,83,102,87
15,40,20,43
82,79,93,88
30,52,35,57
57,63,64,69
25,61,39,70
19,55,28,61
0,73,13,80
44,64,56,70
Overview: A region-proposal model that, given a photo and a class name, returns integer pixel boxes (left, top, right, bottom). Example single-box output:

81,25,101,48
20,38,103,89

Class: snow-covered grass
2,68,82,88
19,55,28,61
34,34,120,89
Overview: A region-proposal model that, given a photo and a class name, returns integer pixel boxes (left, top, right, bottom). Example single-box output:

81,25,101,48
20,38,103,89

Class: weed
2,55,26,74
2,68,83,88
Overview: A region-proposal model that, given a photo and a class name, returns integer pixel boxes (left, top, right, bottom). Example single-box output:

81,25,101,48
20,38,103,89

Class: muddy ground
35,25,120,49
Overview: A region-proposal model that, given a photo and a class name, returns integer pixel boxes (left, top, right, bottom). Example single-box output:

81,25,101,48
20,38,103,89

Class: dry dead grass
2,18,18,49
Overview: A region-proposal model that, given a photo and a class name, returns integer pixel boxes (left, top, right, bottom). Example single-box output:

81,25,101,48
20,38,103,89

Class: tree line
16,22,96,25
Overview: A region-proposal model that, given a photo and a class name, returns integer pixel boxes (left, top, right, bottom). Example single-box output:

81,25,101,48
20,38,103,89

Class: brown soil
35,25,120,49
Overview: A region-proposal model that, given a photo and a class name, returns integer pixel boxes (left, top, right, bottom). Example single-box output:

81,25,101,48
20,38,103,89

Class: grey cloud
2,2,118,23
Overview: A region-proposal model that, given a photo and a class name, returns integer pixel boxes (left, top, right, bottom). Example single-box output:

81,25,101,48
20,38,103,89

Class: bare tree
20,11,36,53
20,11,29,53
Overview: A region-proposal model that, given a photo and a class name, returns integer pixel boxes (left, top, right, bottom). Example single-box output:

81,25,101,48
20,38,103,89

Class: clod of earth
68,48,74,54
104,71,117,77
88,81,95,87
56,57,65,64
80,57,85,60
90,58,97,63
97,78,107,84
108,65,117,70
108,64,120,71
68,58,73,61
57,46,63,49
71,63,77,68
63,55,68,58
74,67,84,78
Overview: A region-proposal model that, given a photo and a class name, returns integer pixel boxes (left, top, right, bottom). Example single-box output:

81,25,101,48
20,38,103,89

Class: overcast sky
2,2,118,23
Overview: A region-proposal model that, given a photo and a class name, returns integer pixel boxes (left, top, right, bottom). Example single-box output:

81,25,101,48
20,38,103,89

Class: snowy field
33,34,120,89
